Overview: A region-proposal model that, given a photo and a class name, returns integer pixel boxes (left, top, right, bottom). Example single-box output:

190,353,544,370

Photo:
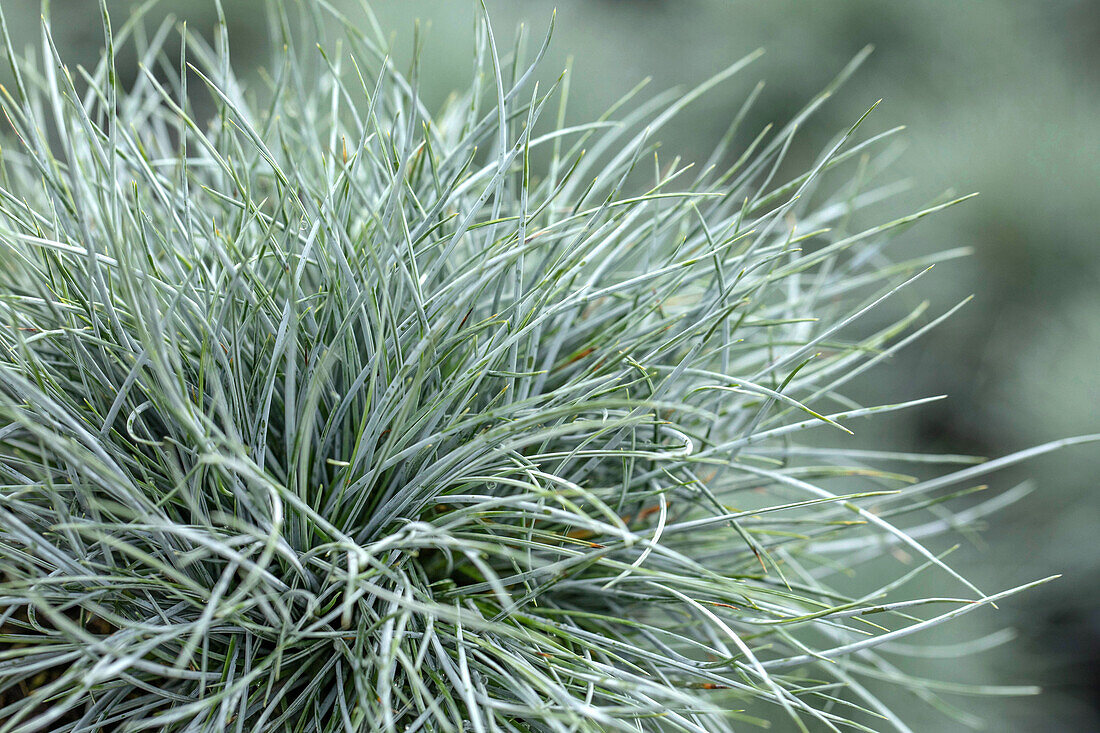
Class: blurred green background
6,1,1097,730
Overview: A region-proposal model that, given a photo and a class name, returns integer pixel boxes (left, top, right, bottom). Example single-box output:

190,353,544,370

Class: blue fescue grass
0,2,1095,731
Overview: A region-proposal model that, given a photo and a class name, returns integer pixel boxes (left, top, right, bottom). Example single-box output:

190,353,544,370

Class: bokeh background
5,1,1097,730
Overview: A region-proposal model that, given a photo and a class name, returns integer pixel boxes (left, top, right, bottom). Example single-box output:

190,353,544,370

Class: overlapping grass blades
0,2,1094,731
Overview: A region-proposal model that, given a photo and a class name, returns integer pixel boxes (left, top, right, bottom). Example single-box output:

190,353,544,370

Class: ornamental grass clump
0,2,1094,731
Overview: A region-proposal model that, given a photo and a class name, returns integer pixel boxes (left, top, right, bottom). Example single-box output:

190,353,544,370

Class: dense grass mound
0,3,1093,731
